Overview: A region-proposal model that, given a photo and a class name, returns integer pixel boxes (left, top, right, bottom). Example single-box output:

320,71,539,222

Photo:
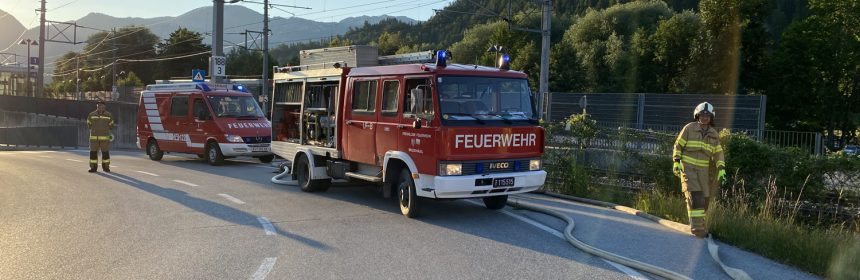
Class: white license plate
250,147,269,152
493,177,515,188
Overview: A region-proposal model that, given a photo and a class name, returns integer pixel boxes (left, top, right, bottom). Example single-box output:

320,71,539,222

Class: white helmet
694,102,715,120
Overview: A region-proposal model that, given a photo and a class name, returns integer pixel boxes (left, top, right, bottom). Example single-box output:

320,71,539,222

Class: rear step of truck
345,172,383,183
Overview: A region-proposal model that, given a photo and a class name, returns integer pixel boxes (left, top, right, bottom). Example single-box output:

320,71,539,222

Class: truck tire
206,142,225,166
147,140,163,161
483,195,508,210
296,155,330,192
258,154,275,163
397,168,420,218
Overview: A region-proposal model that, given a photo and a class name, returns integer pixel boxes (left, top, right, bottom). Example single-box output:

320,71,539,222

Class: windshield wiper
444,113,485,124
237,115,261,120
472,113,512,124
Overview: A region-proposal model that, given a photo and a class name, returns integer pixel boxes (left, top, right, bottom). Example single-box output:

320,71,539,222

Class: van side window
193,99,210,120
381,80,399,116
171,96,189,117
403,78,433,118
352,80,377,113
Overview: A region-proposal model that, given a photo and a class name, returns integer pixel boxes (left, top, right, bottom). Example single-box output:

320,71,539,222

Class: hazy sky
1,0,454,28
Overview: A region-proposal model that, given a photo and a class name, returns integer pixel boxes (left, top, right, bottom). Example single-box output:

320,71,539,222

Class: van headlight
529,159,541,171
440,163,462,176
226,134,244,143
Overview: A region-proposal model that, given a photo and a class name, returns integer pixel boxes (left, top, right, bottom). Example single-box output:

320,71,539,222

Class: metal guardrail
0,126,79,148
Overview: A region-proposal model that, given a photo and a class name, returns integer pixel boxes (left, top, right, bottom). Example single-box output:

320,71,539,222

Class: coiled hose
509,197,751,280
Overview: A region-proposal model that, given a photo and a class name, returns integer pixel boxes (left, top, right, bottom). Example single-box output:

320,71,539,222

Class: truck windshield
437,76,536,123
208,95,264,119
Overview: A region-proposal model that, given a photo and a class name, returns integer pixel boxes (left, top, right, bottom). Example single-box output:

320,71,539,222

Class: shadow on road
95,171,331,251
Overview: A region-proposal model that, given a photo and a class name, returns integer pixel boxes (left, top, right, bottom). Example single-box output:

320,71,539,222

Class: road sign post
211,56,226,79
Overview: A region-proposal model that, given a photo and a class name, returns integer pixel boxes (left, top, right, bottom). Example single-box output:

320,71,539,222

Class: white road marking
250,257,277,280
218,193,246,204
173,180,199,187
464,199,650,280
65,159,83,163
135,171,160,177
257,217,276,236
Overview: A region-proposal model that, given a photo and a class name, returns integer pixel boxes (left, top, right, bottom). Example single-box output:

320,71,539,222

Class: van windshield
208,95,264,119
437,76,536,123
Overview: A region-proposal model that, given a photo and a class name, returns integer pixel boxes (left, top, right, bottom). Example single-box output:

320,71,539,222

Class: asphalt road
0,149,820,279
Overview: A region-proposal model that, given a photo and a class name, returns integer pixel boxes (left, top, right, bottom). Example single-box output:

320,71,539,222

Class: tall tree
767,0,860,148
155,28,209,80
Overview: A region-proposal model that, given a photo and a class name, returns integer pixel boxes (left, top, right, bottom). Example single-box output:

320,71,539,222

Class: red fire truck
270,47,546,217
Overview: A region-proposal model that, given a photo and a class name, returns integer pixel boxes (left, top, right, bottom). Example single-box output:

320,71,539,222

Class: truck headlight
440,163,462,176
529,159,541,171
226,134,244,143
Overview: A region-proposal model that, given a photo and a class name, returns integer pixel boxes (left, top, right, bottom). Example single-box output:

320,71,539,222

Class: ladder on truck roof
273,49,439,73
377,50,435,65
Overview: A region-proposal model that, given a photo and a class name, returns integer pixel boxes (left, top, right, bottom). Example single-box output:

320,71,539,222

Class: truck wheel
147,140,163,161
296,155,330,192
397,169,420,218
206,142,225,166
258,155,275,163
483,195,508,210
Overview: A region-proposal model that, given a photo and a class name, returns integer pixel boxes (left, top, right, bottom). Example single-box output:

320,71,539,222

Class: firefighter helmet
694,102,715,120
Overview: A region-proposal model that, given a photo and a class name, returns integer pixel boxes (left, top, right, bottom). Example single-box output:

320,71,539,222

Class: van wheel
147,140,163,161
397,169,420,218
483,195,508,210
258,155,275,163
296,155,330,192
206,142,225,166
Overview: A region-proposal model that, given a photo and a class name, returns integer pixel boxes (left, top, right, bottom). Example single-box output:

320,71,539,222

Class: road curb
539,192,692,235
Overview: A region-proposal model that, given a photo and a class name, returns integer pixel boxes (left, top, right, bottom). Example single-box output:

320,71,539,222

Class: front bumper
423,170,547,199
219,143,272,157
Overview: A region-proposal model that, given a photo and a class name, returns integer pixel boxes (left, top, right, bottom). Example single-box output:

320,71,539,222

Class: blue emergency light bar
232,84,248,92
498,54,511,71
436,50,449,67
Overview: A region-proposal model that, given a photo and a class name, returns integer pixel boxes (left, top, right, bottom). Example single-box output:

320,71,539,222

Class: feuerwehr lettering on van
454,133,537,149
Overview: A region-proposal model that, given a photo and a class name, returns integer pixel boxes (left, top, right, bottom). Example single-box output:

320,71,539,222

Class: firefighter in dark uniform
87,101,114,172
672,102,726,238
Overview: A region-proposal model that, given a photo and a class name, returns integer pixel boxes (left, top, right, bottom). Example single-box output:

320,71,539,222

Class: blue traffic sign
192,69,206,82
30,57,39,65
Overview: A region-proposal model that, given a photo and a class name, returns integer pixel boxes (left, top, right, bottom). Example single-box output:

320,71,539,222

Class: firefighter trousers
680,166,716,237
89,139,111,170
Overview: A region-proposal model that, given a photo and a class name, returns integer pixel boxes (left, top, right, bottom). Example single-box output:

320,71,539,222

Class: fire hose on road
271,166,749,280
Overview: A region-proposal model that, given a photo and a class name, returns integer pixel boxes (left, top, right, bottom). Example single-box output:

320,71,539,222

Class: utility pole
538,0,551,121
111,28,117,101
211,1,226,83
262,0,270,113
37,0,46,98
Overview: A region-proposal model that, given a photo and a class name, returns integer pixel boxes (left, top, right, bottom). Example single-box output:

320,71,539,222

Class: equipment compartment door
343,79,378,165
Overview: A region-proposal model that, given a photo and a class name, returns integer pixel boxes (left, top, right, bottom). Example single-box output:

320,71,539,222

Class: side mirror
412,119,422,129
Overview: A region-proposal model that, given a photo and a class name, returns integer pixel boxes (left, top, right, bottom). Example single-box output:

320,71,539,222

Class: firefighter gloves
718,169,727,185
673,161,683,177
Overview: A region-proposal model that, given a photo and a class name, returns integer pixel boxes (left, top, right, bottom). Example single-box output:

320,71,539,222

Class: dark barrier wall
547,93,766,136
0,96,139,149
0,126,79,148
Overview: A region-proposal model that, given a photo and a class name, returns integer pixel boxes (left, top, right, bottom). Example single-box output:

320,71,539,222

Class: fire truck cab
271,47,546,217
137,82,274,165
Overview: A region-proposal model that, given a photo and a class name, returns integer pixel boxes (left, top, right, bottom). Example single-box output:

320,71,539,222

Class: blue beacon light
436,50,448,67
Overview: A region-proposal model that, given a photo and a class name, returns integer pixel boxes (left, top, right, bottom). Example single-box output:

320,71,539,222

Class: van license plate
250,147,268,152
493,177,515,188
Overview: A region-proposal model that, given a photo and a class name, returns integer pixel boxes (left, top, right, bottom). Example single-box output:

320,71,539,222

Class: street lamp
19,39,38,97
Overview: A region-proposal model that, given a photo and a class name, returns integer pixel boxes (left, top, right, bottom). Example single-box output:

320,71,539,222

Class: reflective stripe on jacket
673,122,725,170
87,110,114,137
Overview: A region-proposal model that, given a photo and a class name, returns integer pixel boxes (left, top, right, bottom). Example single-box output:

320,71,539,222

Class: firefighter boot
88,151,98,172
102,151,111,172
689,210,707,238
